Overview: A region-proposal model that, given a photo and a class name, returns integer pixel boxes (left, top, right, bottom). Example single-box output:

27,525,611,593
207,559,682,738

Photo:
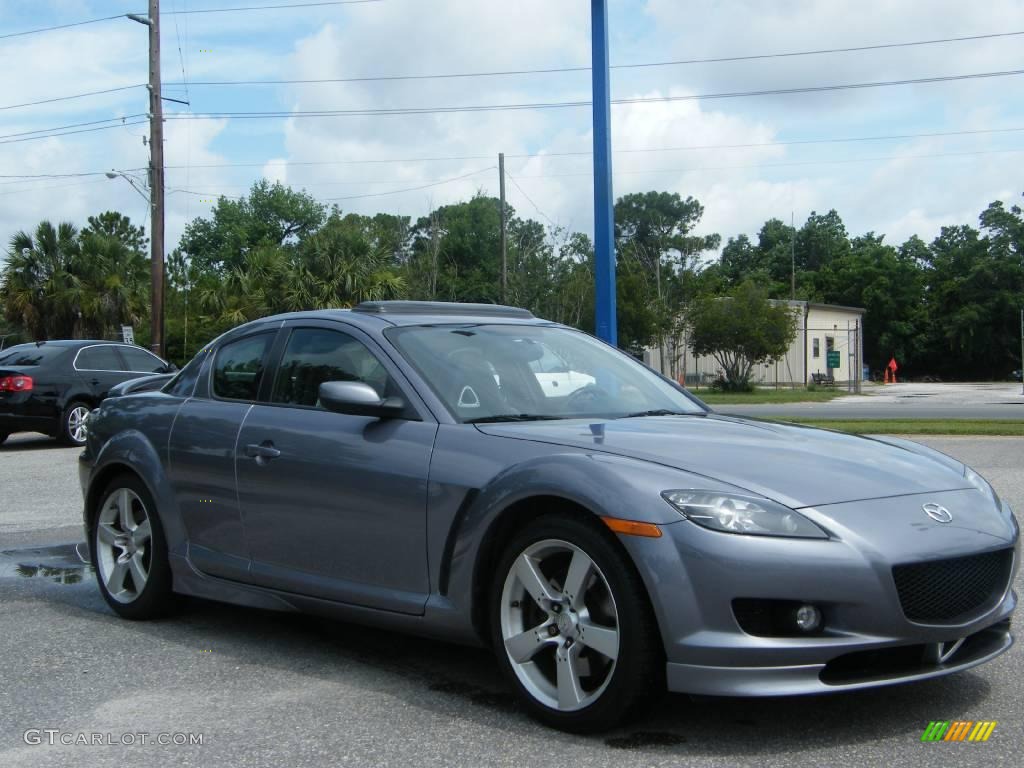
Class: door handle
90,378,100,386
245,442,281,463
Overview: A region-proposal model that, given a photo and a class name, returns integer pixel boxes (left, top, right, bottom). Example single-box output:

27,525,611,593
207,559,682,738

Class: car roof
225,302,554,335
5,339,132,348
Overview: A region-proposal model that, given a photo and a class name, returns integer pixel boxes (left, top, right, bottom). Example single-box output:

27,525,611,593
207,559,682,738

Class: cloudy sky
2,0,1023,263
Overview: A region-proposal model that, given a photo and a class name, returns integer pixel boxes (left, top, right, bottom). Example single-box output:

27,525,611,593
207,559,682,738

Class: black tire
489,514,662,732
0,433,8,446
90,473,177,620
59,400,91,446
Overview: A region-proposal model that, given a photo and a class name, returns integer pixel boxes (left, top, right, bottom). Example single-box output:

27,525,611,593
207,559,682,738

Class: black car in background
0,340,174,446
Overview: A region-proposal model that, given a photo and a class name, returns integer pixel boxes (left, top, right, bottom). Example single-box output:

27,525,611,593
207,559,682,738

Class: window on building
826,336,835,353
812,338,820,358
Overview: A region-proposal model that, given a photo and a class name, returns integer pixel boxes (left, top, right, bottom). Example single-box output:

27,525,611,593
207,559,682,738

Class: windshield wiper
620,409,703,419
465,414,567,424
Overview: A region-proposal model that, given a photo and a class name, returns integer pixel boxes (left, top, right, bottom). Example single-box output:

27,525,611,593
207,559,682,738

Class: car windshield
0,344,69,367
387,324,704,423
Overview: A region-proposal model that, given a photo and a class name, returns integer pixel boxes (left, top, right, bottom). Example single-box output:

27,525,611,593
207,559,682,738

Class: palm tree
76,231,149,338
2,221,80,338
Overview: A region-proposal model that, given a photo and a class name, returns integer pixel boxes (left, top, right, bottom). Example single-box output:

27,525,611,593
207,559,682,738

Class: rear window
76,346,124,371
0,344,69,367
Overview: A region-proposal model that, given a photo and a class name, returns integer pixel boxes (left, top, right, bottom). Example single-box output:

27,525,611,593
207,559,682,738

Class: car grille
892,548,1013,624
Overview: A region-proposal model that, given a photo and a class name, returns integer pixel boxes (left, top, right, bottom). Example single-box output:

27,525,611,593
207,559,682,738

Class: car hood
476,414,972,508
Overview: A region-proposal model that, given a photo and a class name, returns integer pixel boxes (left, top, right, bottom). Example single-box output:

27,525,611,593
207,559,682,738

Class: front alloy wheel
500,539,620,711
491,515,661,732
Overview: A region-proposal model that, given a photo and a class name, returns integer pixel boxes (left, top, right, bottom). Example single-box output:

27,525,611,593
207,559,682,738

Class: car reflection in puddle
0,543,93,584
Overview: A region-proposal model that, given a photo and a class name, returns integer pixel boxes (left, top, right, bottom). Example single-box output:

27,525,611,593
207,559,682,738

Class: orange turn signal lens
601,516,662,538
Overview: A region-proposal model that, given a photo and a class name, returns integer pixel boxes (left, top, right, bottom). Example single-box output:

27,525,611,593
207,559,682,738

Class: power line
0,14,127,41
163,0,382,13
0,120,149,145
6,125,1021,175
162,147,1023,199
158,69,1024,122
0,85,146,111
160,125,1024,167
505,171,559,229
0,115,148,142
171,30,1024,87
510,147,1024,179
0,1,383,41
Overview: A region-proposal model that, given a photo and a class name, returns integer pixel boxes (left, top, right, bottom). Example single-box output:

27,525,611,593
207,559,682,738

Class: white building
643,301,866,389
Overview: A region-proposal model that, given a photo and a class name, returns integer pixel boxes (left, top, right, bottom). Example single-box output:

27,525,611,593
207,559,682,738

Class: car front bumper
665,616,1013,697
619,491,1019,697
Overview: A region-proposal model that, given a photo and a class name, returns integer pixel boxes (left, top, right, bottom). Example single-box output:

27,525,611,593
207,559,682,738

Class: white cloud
2,0,1022,268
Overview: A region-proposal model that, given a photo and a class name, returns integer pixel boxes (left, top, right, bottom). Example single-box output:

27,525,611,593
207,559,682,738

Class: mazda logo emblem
923,503,953,523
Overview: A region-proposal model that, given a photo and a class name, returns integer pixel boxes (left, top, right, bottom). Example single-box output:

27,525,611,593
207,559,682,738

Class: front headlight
964,466,1000,507
661,490,828,538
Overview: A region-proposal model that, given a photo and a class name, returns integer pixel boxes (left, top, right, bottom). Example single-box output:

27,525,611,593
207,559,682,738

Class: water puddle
0,542,93,584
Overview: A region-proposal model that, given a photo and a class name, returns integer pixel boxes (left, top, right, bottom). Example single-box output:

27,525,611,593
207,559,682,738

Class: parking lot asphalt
717,382,1024,420
1,431,1022,767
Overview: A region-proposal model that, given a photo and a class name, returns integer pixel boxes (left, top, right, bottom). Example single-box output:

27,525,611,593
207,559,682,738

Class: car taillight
0,375,33,392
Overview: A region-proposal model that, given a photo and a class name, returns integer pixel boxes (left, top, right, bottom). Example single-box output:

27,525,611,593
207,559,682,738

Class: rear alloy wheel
491,516,661,732
60,401,91,446
92,474,176,619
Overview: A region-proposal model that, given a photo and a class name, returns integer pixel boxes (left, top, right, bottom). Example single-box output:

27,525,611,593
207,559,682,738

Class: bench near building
643,301,866,390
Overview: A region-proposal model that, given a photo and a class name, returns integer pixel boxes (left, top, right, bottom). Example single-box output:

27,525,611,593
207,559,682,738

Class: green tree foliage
1,220,147,340
613,191,721,353
813,232,927,371
180,180,326,274
687,281,799,391
81,211,148,256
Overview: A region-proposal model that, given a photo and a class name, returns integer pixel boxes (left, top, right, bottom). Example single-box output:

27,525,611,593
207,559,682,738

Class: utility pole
591,0,617,345
129,1,165,358
499,153,507,304
790,211,796,300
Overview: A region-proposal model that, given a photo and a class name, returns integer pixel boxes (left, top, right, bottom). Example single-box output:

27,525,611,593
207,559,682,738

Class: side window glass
120,346,165,373
272,328,395,408
77,346,122,371
213,334,273,401
165,349,209,398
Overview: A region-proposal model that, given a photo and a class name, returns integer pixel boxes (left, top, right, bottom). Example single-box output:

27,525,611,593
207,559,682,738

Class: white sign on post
121,325,135,345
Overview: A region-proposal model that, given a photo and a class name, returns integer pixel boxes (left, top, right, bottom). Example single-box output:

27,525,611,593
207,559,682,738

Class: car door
167,330,278,581
235,321,438,615
74,344,131,399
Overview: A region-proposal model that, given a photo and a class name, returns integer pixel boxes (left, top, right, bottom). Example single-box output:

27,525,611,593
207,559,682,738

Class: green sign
827,350,841,369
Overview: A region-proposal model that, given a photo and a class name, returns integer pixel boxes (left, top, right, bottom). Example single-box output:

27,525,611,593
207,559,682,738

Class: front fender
427,426,746,640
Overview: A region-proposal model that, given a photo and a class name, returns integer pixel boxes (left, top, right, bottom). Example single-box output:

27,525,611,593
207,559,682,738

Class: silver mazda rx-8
80,301,1019,731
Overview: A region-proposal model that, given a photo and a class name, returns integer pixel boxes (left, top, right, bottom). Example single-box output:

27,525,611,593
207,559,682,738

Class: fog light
795,604,821,632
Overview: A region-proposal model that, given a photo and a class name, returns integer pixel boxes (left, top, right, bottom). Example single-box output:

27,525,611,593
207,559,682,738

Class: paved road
715,382,1024,420
0,432,1021,767
717,403,1024,420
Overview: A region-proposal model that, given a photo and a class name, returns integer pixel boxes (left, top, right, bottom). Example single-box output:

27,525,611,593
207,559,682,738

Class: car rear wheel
60,401,91,446
91,474,176,619
490,514,662,732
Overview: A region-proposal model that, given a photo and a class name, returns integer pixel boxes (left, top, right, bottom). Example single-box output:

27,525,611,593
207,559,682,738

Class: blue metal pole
591,0,617,345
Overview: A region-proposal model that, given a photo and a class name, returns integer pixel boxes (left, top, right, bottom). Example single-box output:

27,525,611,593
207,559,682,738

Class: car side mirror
318,380,405,419
163,363,179,373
